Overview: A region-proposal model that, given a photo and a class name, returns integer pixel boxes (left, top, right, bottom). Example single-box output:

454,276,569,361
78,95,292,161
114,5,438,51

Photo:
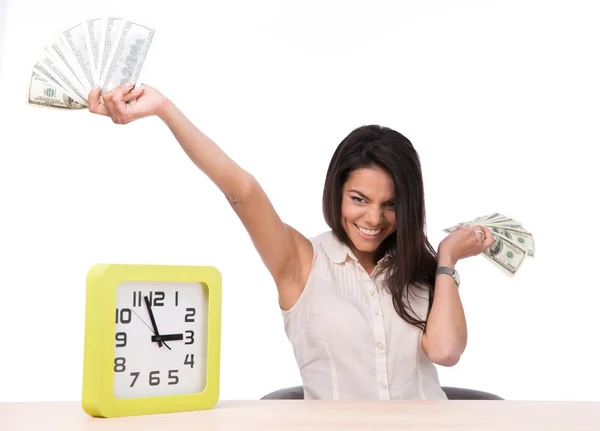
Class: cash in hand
443,212,535,277
26,17,155,110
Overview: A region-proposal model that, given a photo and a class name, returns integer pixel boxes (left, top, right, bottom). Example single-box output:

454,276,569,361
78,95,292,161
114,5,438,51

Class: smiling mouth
354,224,382,237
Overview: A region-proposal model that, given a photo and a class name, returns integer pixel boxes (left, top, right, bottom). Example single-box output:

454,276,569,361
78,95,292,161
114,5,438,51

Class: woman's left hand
438,224,495,266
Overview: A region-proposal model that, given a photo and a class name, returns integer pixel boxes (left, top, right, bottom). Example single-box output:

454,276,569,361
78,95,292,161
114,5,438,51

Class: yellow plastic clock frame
81,264,222,418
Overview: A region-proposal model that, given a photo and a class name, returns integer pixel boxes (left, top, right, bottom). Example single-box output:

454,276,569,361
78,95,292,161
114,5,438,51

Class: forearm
424,253,467,365
157,98,255,199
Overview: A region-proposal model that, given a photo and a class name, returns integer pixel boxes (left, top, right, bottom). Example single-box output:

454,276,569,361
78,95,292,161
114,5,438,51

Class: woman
88,82,494,400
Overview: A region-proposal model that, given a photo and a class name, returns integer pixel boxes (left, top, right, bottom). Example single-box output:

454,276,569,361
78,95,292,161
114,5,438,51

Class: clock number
185,330,194,345
185,307,196,322
133,291,165,307
129,372,140,387
115,332,127,347
114,357,126,372
175,291,179,306
149,371,160,386
115,308,132,324
184,353,195,368
153,291,165,307
168,369,179,385
132,291,142,307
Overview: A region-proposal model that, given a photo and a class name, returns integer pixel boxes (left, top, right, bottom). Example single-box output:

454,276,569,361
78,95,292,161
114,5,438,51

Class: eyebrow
348,189,394,202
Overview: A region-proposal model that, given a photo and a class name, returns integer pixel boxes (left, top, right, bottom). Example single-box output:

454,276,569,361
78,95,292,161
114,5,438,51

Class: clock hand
151,333,184,342
131,309,154,333
143,295,171,349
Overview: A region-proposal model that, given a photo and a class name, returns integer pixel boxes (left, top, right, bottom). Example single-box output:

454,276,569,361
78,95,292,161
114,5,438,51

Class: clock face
113,281,208,399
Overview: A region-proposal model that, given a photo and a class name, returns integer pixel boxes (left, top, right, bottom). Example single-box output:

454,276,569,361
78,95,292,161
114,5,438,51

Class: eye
385,201,395,207
351,196,366,203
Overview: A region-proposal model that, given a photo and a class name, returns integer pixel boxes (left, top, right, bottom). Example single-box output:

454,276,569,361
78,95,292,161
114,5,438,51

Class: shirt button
374,310,380,316
377,342,384,350
369,290,375,296
380,381,387,389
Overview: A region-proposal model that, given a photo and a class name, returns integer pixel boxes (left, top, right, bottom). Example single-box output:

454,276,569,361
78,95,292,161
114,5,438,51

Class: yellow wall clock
81,264,222,418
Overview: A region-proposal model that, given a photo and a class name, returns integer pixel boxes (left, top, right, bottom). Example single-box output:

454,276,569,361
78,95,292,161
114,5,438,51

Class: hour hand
151,333,183,342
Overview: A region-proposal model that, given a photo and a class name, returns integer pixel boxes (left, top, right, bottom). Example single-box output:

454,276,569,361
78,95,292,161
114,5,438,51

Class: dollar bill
97,17,123,85
39,52,88,106
60,23,97,93
27,70,86,110
26,16,155,109
83,18,104,82
45,39,86,91
485,225,534,257
482,233,528,276
443,212,534,276
99,20,155,93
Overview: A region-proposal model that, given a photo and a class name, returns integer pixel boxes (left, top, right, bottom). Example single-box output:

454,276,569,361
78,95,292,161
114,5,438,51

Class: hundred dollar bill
33,61,67,89
39,51,88,106
97,17,124,85
83,17,104,82
27,70,86,109
486,225,534,257
45,39,86,90
60,22,96,93
482,233,527,276
442,221,471,234
100,20,155,93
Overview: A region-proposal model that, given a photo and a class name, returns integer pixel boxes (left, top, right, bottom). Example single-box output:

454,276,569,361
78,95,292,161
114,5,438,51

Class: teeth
356,225,381,236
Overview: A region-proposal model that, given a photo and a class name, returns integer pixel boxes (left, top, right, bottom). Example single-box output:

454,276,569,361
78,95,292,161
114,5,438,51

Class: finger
87,87,108,116
122,86,144,102
108,82,135,123
473,225,488,243
102,87,118,114
116,81,136,99
111,86,127,121
104,81,134,107
481,226,495,248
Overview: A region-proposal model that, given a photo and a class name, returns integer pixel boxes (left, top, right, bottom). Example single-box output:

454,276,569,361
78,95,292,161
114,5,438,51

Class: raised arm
88,83,313,309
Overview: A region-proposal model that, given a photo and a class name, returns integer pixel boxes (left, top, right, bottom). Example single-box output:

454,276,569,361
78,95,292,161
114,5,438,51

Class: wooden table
2,400,600,430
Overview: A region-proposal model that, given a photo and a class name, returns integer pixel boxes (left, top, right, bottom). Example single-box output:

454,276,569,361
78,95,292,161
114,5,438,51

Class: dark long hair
322,125,438,331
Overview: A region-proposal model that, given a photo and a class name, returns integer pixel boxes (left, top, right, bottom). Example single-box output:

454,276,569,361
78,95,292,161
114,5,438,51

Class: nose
364,204,383,226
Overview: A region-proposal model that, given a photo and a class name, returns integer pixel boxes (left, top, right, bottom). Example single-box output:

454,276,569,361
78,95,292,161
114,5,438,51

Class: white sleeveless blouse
281,230,448,400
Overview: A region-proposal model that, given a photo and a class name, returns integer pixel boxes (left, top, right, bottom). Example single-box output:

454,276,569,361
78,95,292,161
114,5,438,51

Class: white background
0,0,599,402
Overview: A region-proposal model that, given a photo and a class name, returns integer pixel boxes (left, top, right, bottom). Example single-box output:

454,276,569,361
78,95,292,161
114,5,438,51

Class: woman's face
341,166,397,262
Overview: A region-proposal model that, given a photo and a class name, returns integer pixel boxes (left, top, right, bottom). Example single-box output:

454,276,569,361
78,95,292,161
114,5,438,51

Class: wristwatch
436,266,460,287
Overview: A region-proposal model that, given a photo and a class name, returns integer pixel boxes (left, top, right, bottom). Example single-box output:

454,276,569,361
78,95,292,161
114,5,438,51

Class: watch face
113,281,208,399
453,271,460,285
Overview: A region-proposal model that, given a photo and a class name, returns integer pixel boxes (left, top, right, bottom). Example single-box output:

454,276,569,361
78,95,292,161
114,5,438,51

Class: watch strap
436,266,459,287
436,266,454,277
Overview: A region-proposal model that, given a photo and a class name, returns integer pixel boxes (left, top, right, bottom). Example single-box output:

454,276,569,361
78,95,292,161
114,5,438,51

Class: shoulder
310,230,350,264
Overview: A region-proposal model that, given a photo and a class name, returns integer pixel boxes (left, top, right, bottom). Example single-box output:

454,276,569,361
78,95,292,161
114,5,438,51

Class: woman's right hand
88,82,167,124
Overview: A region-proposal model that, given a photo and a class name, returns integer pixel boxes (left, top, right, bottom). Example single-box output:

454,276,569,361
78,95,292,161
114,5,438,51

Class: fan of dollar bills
26,17,155,110
443,212,534,277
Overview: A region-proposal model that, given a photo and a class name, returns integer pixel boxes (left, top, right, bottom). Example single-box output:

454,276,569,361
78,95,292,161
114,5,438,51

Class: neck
350,247,381,275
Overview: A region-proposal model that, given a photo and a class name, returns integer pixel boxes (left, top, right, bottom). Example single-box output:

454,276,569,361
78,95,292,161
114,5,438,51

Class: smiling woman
87,83,494,401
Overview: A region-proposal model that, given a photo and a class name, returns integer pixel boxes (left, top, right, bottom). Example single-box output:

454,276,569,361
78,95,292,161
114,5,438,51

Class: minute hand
144,295,170,349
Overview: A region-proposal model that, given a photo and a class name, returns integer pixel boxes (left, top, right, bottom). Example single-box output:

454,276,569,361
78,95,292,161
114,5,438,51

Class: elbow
424,336,464,367
224,173,258,206
429,350,461,367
